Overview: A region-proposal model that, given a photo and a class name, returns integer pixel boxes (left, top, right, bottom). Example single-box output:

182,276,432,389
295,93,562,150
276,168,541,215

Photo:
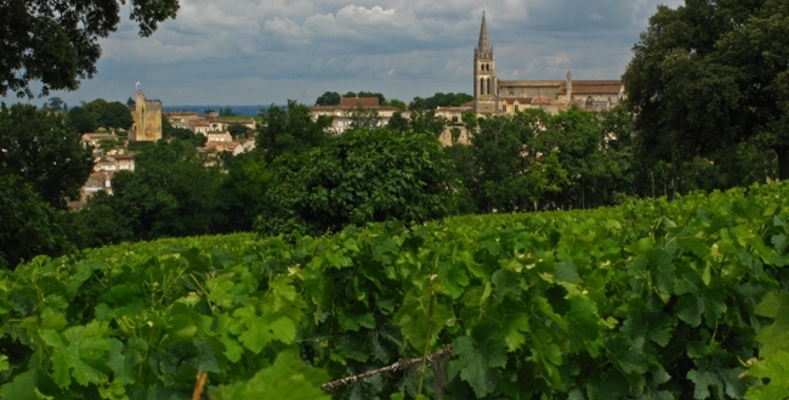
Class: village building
81,133,120,148
206,131,233,143
81,170,114,200
310,96,405,135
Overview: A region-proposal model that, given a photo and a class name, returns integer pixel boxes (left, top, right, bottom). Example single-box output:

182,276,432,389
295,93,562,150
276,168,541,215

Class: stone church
472,12,624,115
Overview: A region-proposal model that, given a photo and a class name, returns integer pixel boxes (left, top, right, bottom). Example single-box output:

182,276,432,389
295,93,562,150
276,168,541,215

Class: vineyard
2,183,789,399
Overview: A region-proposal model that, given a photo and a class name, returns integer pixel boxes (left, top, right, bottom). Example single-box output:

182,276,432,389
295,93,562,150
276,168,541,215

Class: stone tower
474,12,497,113
133,90,162,142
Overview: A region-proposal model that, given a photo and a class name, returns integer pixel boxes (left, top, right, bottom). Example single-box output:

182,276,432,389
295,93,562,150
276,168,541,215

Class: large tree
0,175,71,269
258,129,457,236
256,100,332,162
624,0,789,187
0,103,94,209
1,0,179,97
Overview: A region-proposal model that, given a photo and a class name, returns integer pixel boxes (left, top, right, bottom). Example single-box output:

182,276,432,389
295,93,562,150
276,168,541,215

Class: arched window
486,79,491,96
480,78,485,95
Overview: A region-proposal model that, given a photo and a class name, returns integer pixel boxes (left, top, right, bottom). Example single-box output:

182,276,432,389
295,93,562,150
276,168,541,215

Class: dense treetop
0,0,179,97
624,0,789,187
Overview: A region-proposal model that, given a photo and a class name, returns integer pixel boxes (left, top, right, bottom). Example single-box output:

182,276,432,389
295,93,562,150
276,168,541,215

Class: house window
515,105,519,112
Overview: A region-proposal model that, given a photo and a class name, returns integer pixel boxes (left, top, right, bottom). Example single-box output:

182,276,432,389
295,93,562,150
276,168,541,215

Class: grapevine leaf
500,313,530,352
556,261,581,284
220,331,244,363
647,248,675,294
687,368,717,400
676,294,703,327
338,304,376,332
745,350,789,400
491,269,520,299
210,349,331,400
395,289,453,352
231,305,298,354
587,369,630,400
567,296,600,344
438,259,470,299
772,233,789,255
448,335,502,398
0,369,38,400
676,287,727,328
754,292,789,356
206,275,236,309
605,336,648,375
106,338,145,384
41,322,112,388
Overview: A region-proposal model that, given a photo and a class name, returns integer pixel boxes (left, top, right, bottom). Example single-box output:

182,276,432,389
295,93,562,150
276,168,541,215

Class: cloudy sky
8,0,683,107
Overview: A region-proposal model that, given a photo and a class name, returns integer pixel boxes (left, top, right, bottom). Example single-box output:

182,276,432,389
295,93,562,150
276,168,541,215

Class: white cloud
3,0,688,106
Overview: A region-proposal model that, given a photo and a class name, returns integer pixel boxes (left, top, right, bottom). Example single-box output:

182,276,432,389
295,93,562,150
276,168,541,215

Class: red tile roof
340,97,380,107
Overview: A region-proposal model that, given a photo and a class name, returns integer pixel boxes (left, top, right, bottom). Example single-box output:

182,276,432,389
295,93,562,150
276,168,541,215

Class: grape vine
1,183,789,399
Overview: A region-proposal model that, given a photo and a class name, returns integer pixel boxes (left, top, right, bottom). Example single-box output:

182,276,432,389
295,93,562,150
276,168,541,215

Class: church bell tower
474,12,497,113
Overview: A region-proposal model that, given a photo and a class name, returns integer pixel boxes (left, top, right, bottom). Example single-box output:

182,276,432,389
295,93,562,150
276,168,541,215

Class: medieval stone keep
132,90,162,142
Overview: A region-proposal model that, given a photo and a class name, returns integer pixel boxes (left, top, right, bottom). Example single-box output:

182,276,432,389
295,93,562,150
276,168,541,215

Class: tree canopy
0,103,94,209
624,0,789,185
256,100,332,162
0,175,71,269
410,93,474,110
1,0,179,97
257,129,456,236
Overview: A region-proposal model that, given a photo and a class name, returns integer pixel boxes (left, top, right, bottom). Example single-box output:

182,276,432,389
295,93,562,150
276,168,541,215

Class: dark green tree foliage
256,100,332,162
220,107,236,117
535,106,623,209
73,139,224,245
0,104,94,209
624,0,789,188
470,109,568,212
66,191,133,249
716,0,789,180
348,106,382,131
67,106,98,134
315,91,341,106
43,96,65,111
112,140,224,240
1,0,179,97
0,175,70,269
356,91,386,104
68,99,133,133
407,109,447,137
227,123,253,139
409,93,474,110
387,111,410,133
82,98,134,130
387,98,407,110
257,129,456,236
216,152,273,233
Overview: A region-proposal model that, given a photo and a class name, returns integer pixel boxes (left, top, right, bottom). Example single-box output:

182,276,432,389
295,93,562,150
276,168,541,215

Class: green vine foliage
2,182,789,398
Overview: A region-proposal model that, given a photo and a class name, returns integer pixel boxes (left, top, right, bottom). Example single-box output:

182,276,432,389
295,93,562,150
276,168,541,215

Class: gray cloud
3,0,684,106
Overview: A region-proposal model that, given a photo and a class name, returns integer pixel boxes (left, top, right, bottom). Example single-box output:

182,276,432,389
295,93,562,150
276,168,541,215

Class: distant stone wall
133,90,163,142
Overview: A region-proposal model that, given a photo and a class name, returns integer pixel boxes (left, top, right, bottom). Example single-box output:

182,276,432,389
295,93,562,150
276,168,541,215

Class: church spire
476,12,493,59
